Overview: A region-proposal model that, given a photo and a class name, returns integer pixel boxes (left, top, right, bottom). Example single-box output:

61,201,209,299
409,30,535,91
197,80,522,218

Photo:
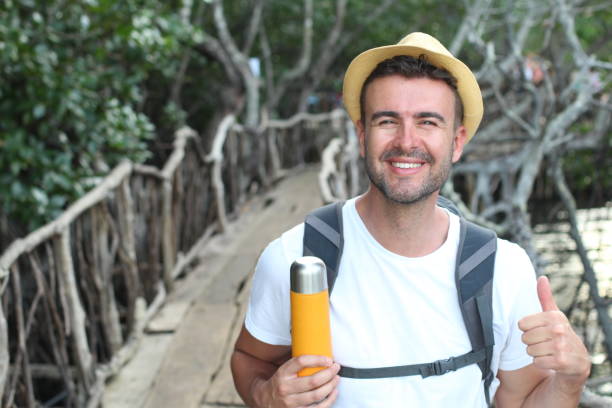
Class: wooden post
54,229,93,389
267,129,283,180
319,137,345,203
117,178,144,332
11,266,35,407
161,127,196,291
0,294,8,401
162,179,175,291
91,206,123,355
207,114,236,233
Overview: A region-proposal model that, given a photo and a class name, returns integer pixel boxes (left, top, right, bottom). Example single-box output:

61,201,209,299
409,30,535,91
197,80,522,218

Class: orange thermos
290,256,333,377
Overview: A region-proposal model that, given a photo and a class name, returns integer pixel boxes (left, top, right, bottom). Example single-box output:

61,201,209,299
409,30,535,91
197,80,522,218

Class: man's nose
394,122,419,149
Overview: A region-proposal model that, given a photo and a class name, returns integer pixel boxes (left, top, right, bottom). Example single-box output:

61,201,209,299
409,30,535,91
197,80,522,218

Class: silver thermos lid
290,256,328,294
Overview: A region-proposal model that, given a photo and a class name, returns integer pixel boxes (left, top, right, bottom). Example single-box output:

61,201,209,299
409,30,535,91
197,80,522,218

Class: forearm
522,372,585,408
231,348,279,407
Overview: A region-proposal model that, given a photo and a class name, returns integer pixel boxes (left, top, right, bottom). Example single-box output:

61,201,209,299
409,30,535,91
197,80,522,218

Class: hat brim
343,44,483,141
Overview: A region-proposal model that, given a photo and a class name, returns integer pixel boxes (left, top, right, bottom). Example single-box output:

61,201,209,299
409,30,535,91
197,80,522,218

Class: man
231,32,590,407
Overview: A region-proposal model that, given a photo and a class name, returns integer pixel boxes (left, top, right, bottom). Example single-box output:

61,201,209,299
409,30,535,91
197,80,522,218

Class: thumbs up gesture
518,276,591,379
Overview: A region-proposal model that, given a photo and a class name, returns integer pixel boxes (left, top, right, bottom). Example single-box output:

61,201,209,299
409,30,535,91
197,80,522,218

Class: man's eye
420,120,437,126
376,119,398,127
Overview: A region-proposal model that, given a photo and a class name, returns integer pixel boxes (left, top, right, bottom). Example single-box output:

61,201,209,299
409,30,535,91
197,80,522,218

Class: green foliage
0,0,197,229
563,122,612,197
0,0,609,234
575,3,612,55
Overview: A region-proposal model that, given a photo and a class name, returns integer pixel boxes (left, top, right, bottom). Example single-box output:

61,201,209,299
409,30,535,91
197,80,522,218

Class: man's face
357,75,467,205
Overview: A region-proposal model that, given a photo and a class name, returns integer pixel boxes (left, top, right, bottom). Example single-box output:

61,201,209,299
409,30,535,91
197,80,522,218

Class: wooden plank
143,253,255,408
102,333,174,408
203,169,324,406
203,280,251,406
142,302,237,408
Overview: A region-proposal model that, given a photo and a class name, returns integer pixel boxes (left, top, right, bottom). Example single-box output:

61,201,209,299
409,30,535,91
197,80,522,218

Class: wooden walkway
103,167,324,408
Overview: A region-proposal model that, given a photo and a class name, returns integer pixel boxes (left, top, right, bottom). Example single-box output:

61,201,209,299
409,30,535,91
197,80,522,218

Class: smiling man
360,74,458,206
230,32,590,407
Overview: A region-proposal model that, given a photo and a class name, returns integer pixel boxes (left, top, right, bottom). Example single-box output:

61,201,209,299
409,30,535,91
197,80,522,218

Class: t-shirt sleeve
497,243,542,371
244,228,300,346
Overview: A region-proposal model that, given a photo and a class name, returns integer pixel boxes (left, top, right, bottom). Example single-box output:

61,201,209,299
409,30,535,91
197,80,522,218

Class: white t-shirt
245,197,541,407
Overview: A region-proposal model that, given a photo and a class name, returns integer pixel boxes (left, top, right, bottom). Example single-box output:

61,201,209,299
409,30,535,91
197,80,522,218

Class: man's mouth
381,148,433,165
391,162,423,169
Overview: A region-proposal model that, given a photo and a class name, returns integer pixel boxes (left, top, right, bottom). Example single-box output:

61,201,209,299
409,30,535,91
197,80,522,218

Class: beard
364,144,453,205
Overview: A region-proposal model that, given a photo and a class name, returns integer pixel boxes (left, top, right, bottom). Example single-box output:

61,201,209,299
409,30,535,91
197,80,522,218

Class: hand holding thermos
256,256,339,408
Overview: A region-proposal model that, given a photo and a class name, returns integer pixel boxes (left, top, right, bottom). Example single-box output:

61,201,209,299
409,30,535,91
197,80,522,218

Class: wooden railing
0,108,349,407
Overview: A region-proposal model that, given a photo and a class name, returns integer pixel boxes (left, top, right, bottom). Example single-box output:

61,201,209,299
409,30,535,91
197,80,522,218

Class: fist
518,276,591,379
261,355,340,408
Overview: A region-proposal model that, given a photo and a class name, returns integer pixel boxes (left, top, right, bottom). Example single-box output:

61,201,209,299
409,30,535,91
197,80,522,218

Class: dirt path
103,166,324,408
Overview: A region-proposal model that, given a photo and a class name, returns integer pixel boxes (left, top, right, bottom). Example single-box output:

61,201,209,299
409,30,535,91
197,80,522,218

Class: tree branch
450,0,492,55
241,0,264,55
549,156,612,358
268,0,313,110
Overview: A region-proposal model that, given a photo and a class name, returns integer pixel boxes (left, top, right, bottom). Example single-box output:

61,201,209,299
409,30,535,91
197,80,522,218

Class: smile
391,162,423,169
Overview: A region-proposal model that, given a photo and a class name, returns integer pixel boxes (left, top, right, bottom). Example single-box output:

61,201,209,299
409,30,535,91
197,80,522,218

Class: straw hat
343,32,483,141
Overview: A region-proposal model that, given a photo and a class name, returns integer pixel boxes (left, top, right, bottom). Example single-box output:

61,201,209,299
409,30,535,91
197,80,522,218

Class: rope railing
0,108,351,407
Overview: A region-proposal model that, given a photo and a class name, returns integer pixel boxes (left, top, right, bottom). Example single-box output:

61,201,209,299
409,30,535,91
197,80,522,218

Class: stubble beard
364,143,454,205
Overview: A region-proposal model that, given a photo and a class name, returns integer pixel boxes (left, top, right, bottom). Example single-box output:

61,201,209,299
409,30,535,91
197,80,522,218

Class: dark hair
359,55,463,128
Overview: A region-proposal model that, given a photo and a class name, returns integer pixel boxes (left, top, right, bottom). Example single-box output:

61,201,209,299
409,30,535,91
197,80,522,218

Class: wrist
251,377,271,408
554,370,589,397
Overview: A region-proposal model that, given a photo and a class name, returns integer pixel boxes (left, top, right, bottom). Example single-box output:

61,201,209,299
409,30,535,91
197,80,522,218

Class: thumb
537,276,559,312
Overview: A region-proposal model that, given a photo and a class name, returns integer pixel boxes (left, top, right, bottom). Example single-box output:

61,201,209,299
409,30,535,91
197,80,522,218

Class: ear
451,125,467,163
356,119,366,158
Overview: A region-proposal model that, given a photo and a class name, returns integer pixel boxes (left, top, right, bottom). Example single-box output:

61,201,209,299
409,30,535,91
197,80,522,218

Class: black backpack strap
456,218,497,407
339,348,486,379
437,195,462,217
303,201,345,294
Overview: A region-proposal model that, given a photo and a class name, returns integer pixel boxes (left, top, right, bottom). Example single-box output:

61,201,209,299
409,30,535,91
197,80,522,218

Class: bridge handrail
0,108,350,407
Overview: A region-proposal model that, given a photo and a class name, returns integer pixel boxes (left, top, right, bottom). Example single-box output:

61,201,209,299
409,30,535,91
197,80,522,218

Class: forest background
1,0,610,236
0,0,611,404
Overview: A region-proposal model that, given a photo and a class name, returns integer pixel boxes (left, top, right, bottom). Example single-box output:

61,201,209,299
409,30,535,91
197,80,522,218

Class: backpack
302,197,497,406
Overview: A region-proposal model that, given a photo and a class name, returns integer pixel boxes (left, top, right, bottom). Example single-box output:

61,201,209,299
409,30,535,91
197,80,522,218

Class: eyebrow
369,110,447,124
370,111,400,121
415,111,446,123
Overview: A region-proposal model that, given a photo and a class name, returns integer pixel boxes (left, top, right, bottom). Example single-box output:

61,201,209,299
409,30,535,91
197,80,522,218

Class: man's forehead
363,76,456,116
364,74,455,94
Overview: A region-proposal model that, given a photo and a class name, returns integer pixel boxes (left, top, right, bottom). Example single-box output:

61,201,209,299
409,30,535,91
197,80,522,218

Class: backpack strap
303,201,345,294
456,218,497,407
436,195,462,217
338,348,487,379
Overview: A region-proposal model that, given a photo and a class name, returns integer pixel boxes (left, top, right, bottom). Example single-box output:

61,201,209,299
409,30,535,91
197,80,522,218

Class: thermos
290,256,333,377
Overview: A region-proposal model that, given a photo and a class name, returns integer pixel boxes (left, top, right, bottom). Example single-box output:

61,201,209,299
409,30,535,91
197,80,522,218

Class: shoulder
494,237,534,275
279,222,304,260
456,222,537,304
255,223,304,278
459,219,533,273
491,236,539,312
249,223,304,315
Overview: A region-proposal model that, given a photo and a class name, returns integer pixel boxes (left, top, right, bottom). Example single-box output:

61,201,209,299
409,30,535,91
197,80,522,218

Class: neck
355,187,450,257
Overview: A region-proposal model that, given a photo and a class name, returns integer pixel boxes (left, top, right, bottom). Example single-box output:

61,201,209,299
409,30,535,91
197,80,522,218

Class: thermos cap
290,256,328,294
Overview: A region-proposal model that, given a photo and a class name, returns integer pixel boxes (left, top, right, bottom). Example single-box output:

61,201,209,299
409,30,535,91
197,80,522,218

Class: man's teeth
391,162,422,169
